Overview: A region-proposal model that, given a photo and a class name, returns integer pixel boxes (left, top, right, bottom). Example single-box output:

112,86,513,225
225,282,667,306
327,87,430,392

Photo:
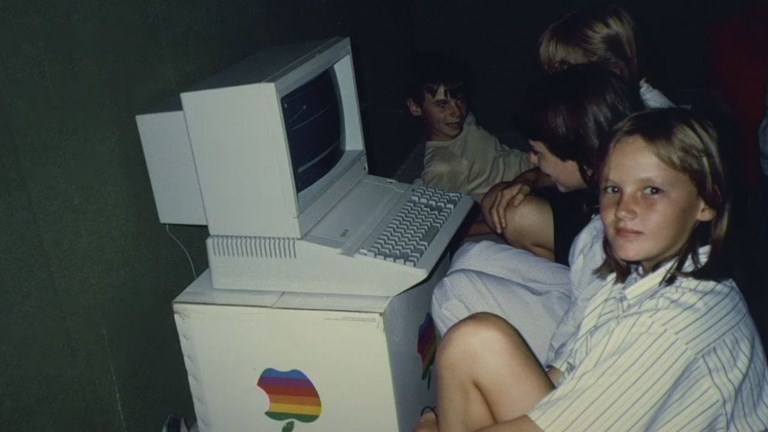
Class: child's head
598,108,730,282
538,3,639,83
518,63,644,191
405,52,471,141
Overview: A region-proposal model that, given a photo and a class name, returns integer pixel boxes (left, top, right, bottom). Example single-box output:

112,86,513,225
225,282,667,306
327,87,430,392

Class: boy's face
528,140,586,192
407,85,468,141
599,136,715,272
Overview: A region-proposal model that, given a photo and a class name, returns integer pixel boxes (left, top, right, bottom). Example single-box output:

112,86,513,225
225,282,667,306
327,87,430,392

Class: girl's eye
643,186,662,195
602,185,619,194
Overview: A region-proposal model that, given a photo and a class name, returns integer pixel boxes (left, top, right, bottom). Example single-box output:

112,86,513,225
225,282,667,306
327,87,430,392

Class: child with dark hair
405,53,534,202
416,108,768,432
483,63,644,264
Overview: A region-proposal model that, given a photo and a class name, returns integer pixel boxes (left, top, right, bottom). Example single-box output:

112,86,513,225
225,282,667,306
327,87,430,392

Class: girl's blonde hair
538,4,639,82
597,108,731,283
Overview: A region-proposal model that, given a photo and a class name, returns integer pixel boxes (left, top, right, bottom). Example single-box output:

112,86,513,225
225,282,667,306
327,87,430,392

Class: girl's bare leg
502,196,555,261
436,313,553,432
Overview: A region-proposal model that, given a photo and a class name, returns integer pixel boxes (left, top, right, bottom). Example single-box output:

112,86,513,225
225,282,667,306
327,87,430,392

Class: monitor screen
282,70,344,193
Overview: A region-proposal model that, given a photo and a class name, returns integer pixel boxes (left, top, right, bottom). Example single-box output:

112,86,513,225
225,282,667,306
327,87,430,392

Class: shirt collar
622,246,711,304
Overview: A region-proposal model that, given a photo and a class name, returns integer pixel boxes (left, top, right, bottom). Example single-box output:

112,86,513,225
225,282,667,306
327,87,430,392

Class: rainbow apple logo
257,368,322,431
417,313,437,388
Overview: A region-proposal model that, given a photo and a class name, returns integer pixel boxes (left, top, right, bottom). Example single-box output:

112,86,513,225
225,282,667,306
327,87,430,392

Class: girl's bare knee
501,198,555,259
439,313,522,361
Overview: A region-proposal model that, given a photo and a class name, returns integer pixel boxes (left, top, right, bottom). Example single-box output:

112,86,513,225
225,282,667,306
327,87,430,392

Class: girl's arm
414,414,544,432
528,322,699,430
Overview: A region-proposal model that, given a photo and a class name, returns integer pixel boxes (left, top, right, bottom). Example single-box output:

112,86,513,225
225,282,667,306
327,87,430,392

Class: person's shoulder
464,112,478,128
569,216,604,260
660,274,740,310
567,216,605,295
462,113,498,141
636,276,752,351
639,79,676,108
581,216,604,242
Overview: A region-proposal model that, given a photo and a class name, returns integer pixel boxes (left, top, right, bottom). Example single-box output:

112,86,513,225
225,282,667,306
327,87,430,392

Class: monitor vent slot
209,236,296,259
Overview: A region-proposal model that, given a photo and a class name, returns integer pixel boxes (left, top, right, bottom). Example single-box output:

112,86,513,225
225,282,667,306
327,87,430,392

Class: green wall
0,0,748,430
0,1,415,429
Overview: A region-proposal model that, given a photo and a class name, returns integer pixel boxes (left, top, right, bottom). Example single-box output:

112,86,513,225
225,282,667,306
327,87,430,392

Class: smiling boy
405,53,534,202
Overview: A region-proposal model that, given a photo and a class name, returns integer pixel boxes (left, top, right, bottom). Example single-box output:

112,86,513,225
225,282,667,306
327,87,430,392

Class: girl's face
529,140,586,192
599,136,715,272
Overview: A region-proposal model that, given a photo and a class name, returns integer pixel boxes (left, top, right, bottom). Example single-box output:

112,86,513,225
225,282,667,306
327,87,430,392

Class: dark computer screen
282,70,344,193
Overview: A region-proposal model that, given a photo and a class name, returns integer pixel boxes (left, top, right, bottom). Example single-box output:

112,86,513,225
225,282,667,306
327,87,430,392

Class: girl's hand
481,180,534,234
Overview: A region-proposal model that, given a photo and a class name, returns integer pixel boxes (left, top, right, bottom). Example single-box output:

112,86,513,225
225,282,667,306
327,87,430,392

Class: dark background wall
0,0,760,430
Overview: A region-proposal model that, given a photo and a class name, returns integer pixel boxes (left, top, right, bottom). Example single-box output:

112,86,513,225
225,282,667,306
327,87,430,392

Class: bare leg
502,196,555,261
436,313,554,432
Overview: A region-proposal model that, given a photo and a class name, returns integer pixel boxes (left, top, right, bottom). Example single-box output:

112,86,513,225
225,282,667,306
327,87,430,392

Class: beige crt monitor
180,37,366,239
136,37,365,235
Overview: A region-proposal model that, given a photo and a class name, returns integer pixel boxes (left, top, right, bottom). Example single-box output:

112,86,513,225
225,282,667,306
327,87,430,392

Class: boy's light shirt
422,113,534,201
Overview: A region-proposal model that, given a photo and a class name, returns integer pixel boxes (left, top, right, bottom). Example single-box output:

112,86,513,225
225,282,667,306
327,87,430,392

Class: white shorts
431,240,573,363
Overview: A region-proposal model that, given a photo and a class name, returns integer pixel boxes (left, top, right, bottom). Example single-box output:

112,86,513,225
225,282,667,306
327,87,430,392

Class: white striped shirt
529,254,768,431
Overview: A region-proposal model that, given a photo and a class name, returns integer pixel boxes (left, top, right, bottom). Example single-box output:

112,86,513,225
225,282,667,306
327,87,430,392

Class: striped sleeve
528,318,720,431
